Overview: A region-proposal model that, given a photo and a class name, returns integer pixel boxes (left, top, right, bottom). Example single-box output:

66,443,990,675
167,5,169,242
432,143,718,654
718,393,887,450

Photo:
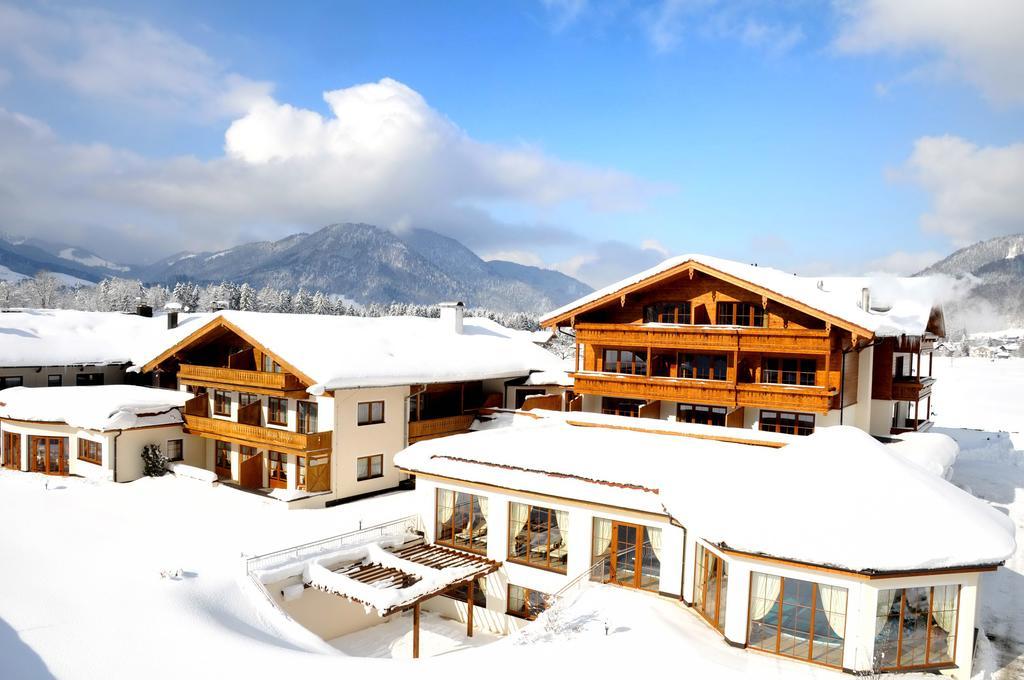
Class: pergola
308,541,501,658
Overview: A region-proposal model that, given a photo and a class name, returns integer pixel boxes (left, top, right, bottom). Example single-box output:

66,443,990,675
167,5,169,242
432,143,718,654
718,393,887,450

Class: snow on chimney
861,287,870,312
164,302,182,330
439,301,465,335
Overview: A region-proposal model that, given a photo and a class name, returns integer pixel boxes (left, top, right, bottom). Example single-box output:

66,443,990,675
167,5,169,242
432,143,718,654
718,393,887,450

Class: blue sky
0,1,1021,286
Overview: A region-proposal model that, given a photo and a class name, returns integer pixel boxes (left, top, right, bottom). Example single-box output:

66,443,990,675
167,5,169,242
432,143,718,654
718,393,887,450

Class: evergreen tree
238,283,257,311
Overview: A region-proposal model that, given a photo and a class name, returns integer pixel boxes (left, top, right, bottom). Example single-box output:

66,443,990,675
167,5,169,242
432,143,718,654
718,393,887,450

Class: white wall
331,386,409,500
0,364,128,388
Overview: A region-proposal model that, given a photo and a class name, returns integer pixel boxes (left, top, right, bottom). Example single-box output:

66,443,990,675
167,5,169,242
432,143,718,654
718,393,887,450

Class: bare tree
25,271,60,308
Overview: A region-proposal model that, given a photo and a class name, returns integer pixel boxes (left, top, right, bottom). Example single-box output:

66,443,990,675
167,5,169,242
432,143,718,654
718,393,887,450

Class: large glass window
643,302,692,324
601,397,644,417
591,519,662,592
679,354,728,381
508,503,569,573
677,403,727,426
694,543,728,632
213,390,231,416
297,401,318,434
760,410,815,436
763,358,817,386
748,573,848,668
267,397,287,425
507,584,549,620
78,439,102,465
436,489,488,554
602,348,647,375
874,586,959,670
716,302,764,327
75,373,103,386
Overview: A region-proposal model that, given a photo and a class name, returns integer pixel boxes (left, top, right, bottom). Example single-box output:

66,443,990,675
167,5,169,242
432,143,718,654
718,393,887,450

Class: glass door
610,523,638,587
29,436,68,475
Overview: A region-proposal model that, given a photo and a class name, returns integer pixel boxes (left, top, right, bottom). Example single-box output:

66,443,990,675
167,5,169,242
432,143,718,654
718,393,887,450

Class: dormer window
643,302,691,324
716,302,764,327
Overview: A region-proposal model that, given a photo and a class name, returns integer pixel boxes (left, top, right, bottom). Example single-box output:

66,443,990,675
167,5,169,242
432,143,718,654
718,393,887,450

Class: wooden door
608,522,642,589
305,454,331,493
29,436,68,475
239,447,263,489
2,431,20,470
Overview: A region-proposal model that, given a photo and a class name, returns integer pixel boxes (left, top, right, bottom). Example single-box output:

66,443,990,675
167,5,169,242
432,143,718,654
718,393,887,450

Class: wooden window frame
213,390,232,416
356,454,383,481
296,456,306,490
3,431,21,470
600,396,644,418
759,410,815,436
267,397,288,426
716,301,764,327
435,488,488,555
507,584,549,620
166,439,183,462
261,355,283,373
268,450,287,489
28,435,69,475
214,440,232,477
507,502,568,574
694,543,727,633
762,357,817,387
591,519,662,592
677,403,728,426
297,400,318,434
357,400,385,426
238,392,260,407
601,348,648,375
679,353,728,381
874,586,961,671
78,438,103,466
643,301,692,325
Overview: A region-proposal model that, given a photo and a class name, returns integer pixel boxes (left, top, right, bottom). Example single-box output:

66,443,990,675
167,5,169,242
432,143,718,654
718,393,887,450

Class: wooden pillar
929,351,934,377
412,602,420,659
466,581,475,637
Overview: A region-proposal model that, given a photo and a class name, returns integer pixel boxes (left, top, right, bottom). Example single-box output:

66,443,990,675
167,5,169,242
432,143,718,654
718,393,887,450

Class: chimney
212,299,229,312
861,287,870,312
439,301,465,335
164,302,182,330
136,302,153,318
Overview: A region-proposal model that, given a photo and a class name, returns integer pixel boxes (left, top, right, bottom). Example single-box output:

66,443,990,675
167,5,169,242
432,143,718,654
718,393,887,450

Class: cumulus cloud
0,2,272,118
834,0,1024,106
0,78,659,267
893,135,1024,245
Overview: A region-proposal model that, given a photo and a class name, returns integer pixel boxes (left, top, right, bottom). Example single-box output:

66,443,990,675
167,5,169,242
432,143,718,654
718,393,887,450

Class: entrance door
607,522,649,588
2,431,20,470
29,436,68,475
239,446,263,489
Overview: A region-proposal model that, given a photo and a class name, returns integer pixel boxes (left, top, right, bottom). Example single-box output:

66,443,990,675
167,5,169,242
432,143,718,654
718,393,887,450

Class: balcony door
3,431,20,469
600,521,661,592
29,436,68,475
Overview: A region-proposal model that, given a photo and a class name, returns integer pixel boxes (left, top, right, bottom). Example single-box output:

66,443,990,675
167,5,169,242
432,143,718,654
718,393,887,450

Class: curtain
817,584,848,638
476,495,489,522
593,518,612,556
554,509,570,551
647,527,663,562
510,503,530,540
749,573,781,621
875,589,898,636
931,586,959,659
437,489,454,526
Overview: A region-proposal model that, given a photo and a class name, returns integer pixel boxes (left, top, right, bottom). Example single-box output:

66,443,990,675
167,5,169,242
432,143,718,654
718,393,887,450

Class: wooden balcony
184,414,332,453
574,323,832,355
408,414,476,443
571,371,836,414
178,364,305,392
891,377,935,402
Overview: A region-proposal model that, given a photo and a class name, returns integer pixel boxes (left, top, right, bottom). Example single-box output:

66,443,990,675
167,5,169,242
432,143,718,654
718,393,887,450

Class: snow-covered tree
238,283,257,311
310,291,332,315
24,271,60,308
293,287,313,314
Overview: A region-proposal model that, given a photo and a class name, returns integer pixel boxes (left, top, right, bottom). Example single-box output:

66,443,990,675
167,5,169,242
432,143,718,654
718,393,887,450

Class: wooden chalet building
541,255,944,438
135,306,566,508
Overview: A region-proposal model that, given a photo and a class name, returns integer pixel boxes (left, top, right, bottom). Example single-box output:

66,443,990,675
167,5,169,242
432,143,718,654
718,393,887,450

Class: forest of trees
0,272,545,332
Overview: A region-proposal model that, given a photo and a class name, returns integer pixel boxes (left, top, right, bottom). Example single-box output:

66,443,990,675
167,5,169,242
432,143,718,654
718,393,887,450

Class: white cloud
0,78,658,265
893,135,1024,246
638,1,803,56
0,3,272,118
481,250,546,267
541,0,589,31
554,239,668,287
834,0,1024,106
863,250,946,276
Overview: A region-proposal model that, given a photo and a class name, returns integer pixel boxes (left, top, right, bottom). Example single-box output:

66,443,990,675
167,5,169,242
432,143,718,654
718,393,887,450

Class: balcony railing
184,414,331,453
178,364,304,391
891,377,935,402
571,371,836,414
574,323,832,354
408,414,476,443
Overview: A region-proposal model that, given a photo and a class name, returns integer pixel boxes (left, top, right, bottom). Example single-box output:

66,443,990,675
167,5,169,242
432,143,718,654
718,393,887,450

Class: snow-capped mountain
0,235,122,284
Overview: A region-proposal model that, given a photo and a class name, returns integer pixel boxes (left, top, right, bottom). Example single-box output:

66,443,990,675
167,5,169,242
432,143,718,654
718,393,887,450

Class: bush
141,444,168,477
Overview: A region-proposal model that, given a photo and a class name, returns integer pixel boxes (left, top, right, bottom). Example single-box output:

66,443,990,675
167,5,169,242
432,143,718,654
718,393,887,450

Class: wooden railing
408,414,476,443
571,371,836,414
891,377,935,402
178,364,304,391
184,414,331,452
574,323,832,354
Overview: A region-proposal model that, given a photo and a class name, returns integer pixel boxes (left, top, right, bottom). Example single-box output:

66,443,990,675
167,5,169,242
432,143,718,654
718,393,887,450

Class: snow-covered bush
141,444,168,477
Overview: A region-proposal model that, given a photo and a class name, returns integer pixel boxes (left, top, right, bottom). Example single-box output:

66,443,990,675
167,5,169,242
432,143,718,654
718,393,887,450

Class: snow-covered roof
0,385,190,431
541,254,944,337
134,311,565,394
395,419,1015,572
0,308,209,368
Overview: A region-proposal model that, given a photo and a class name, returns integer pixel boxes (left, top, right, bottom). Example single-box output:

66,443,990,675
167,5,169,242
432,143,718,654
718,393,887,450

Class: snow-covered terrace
396,417,1016,573
0,385,190,430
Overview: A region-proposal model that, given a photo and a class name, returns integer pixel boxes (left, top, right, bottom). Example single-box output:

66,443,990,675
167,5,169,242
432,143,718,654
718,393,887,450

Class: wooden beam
466,581,474,638
413,602,420,659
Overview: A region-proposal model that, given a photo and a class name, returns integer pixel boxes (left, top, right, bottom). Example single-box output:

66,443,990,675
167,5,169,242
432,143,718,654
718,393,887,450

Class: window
643,301,691,324
3,431,21,470
694,543,728,633
166,439,183,462
678,353,728,381
748,573,848,668
601,397,644,418
75,372,104,386
591,518,662,592
268,451,287,488
296,456,306,489
261,355,282,372
0,376,24,389
47,374,62,387
239,392,260,407
760,410,815,436
763,358,816,386
214,440,231,477
602,348,647,375
356,454,383,481
445,577,486,607
297,401,318,434
357,400,385,425
677,404,727,426
78,439,102,465
507,584,549,620
213,390,231,416
716,302,764,327
874,586,960,670
508,502,568,573
267,397,287,425
436,489,489,554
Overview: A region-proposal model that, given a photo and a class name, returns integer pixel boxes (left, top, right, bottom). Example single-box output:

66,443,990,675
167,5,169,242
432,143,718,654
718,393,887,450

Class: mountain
135,223,592,313
917,233,1024,331
0,234,128,284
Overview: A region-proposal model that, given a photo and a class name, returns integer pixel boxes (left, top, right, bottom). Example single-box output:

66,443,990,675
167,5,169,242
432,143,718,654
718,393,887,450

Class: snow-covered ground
0,356,1021,679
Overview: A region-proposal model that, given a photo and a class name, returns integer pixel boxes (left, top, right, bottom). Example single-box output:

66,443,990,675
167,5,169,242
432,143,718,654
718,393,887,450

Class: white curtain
438,489,454,526
554,509,570,551
749,573,781,621
510,503,530,540
476,495,489,522
647,527,663,562
817,584,848,638
931,586,959,659
875,589,898,636
593,518,612,556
